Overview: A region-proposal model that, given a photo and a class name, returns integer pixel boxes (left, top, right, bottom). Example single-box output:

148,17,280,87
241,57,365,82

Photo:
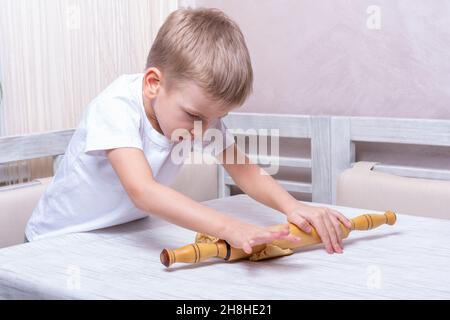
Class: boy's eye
188,113,202,120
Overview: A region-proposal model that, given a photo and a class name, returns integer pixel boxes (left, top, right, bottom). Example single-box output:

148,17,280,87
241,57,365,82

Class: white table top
0,194,449,299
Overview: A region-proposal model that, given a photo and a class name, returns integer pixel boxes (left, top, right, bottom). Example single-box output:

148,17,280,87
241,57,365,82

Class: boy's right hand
221,221,301,254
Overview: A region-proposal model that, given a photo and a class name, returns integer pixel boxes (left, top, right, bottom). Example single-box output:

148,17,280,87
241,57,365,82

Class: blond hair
146,7,253,107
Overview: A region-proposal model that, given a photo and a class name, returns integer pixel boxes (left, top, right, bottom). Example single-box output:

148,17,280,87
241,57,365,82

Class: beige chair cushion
0,177,52,248
337,161,450,219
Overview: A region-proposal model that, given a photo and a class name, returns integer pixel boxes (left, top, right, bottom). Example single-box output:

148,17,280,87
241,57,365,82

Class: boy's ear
143,67,162,98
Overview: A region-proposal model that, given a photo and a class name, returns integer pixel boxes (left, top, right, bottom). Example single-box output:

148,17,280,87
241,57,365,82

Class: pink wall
195,0,450,172
196,0,450,119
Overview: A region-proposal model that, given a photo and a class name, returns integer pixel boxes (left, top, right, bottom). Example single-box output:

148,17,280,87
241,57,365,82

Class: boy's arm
218,143,352,254
218,143,304,215
106,147,299,253
106,147,231,238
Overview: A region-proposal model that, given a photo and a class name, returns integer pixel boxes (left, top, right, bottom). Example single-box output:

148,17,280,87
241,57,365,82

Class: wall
0,0,177,182
195,0,450,172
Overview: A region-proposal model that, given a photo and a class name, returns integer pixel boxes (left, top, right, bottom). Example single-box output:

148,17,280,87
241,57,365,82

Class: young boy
25,8,351,255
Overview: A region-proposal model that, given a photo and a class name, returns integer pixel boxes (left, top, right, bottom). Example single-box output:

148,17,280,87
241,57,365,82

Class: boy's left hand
286,205,352,254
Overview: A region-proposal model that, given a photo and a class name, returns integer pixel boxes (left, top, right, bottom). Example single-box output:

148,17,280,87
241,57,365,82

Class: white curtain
0,0,178,185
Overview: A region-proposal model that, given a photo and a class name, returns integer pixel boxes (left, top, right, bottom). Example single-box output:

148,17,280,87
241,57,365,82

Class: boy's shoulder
95,73,143,101
87,73,144,114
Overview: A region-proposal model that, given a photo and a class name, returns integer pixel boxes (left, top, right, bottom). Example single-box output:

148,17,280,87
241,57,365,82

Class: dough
195,233,219,244
249,244,293,261
195,233,293,262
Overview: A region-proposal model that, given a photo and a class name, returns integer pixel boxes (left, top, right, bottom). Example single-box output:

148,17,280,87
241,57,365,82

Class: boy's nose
190,128,199,139
190,121,209,139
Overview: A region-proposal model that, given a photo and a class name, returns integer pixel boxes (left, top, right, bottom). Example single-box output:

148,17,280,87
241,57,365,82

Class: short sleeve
194,118,235,157
84,97,143,156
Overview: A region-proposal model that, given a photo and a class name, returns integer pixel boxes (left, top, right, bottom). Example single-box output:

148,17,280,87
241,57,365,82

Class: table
0,194,449,299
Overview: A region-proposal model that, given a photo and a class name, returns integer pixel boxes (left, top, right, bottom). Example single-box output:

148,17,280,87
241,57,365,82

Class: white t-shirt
25,73,235,241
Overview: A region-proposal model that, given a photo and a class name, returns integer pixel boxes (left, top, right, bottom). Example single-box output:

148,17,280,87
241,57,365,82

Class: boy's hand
286,205,352,254
221,221,301,255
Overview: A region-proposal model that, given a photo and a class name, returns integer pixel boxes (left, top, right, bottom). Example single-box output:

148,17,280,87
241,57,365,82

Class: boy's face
143,68,233,142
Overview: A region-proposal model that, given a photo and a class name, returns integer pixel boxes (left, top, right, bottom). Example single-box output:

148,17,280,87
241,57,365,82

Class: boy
26,8,351,255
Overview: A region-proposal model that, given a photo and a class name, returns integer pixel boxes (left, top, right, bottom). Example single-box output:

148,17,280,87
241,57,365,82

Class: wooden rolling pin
160,210,397,267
